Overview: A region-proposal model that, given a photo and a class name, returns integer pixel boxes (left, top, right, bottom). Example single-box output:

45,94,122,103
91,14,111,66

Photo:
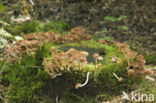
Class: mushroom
144,69,153,76
71,27,85,35
98,39,107,45
21,40,31,55
98,63,102,67
125,51,137,60
38,41,43,50
50,46,57,54
79,57,86,70
128,69,135,77
75,72,90,89
113,72,123,82
93,53,99,68
80,51,89,57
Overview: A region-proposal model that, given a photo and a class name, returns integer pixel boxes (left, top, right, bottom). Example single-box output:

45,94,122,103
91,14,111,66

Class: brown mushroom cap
130,62,138,68
69,48,77,53
80,51,89,57
93,53,99,59
98,39,107,45
98,64,102,67
144,69,153,76
128,69,135,76
136,55,144,60
75,83,82,89
118,77,123,82
50,46,57,53
79,57,86,63
71,27,85,34
137,59,146,65
125,51,137,59
21,40,31,46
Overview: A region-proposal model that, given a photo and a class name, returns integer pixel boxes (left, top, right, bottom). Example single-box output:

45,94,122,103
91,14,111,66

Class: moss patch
4,20,71,36
0,39,153,103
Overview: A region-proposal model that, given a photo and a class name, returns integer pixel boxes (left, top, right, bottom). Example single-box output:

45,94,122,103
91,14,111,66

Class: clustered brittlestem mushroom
43,47,89,78
4,27,92,61
128,69,135,77
75,72,90,89
93,53,99,69
113,72,123,82
144,69,153,76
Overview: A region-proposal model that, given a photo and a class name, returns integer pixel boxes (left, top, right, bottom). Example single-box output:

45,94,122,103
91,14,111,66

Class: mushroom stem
52,73,62,79
54,59,63,70
113,72,123,82
95,59,97,69
76,72,90,89
80,72,90,87
26,46,30,55
113,72,120,80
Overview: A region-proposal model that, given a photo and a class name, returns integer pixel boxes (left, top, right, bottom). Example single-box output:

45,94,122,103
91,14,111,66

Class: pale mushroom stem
79,72,90,88
26,46,30,55
52,73,62,79
113,72,120,80
54,59,63,70
95,59,97,69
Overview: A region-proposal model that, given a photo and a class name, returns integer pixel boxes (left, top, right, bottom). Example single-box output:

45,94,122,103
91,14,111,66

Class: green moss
64,40,105,48
0,2,5,13
0,40,150,103
38,42,144,102
43,20,71,33
1,49,49,102
4,20,70,36
144,55,156,64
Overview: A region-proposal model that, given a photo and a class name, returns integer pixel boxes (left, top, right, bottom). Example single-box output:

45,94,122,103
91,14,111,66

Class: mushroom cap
137,59,146,65
83,34,92,40
125,51,137,59
137,66,145,72
130,62,138,68
98,63,102,67
21,40,31,46
116,42,123,47
93,53,99,59
136,55,144,60
71,27,85,34
144,69,153,76
79,57,86,63
31,40,39,45
80,51,89,57
121,47,131,53
69,48,76,52
118,77,123,82
50,46,57,53
128,69,135,76
75,83,82,89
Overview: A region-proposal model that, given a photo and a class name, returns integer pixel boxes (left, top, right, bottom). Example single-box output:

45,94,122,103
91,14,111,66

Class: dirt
35,0,156,57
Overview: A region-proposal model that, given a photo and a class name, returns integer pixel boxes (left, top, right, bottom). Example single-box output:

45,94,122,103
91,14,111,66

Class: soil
35,0,156,57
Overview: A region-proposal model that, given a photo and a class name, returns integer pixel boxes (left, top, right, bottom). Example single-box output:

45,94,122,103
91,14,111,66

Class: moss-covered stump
0,33,155,102
36,40,149,102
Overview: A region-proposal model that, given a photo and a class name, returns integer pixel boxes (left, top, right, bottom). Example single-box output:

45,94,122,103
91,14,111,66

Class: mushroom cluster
128,55,153,77
42,47,89,78
4,40,43,61
4,27,92,61
115,42,153,77
64,27,92,43
98,39,108,45
23,27,92,44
